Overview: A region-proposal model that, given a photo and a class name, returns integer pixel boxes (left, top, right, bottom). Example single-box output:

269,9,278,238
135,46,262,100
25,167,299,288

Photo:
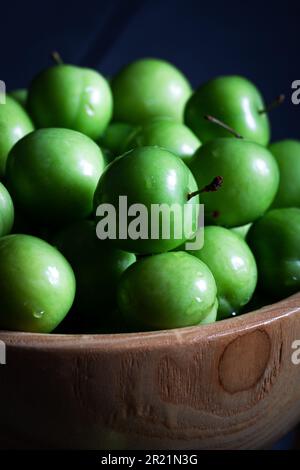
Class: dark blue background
1,0,299,141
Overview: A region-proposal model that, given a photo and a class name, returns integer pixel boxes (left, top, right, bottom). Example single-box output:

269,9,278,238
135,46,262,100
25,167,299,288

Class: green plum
0,95,34,176
269,140,300,208
27,64,112,140
240,290,271,314
188,226,257,319
185,76,270,146
189,138,279,227
247,208,300,299
126,118,201,165
117,251,218,330
99,122,136,157
0,234,75,332
9,89,28,108
6,128,105,225
0,182,14,237
94,146,199,254
111,58,192,124
53,220,136,326
231,223,252,239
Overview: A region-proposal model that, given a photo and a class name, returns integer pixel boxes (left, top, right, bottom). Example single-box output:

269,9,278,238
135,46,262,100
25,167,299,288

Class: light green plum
0,234,75,333
126,118,201,165
117,251,218,331
0,95,34,176
6,128,105,225
27,64,112,140
111,58,192,124
185,75,270,145
189,138,279,227
188,226,257,319
94,146,199,254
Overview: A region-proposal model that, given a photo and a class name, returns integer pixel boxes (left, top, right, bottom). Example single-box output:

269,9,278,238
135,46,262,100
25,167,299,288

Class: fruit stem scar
258,94,285,114
204,115,243,139
187,176,224,201
51,51,64,65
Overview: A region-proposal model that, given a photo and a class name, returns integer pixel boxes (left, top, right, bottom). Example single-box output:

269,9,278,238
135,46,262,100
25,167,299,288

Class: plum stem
259,94,285,114
204,115,243,139
187,176,224,201
51,51,64,65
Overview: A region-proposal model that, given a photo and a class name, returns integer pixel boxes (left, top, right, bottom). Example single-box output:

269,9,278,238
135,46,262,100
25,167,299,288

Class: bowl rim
0,292,299,351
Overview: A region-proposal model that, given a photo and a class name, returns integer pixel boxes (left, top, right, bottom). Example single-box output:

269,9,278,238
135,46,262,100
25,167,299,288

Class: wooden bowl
1,292,300,450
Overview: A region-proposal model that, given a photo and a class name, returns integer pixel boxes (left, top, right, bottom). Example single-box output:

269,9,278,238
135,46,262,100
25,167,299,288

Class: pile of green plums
0,55,298,334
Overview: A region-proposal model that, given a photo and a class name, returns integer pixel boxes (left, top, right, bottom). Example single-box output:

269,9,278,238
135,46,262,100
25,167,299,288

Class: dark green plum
111,59,192,124
247,208,300,299
0,182,14,237
185,76,270,145
27,64,112,140
53,220,136,326
0,96,34,176
0,234,75,332
99,122,136,157
188,226,257,319
126,118,201,165
9,89,28,108
190,138,279,227
269,140,300,208
231,223,252,240
117,251,218,331
6,128,105,225
94,146,199,254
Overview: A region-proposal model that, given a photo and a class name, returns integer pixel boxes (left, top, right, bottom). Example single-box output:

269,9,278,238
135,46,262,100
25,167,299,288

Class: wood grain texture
0,293,300,449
